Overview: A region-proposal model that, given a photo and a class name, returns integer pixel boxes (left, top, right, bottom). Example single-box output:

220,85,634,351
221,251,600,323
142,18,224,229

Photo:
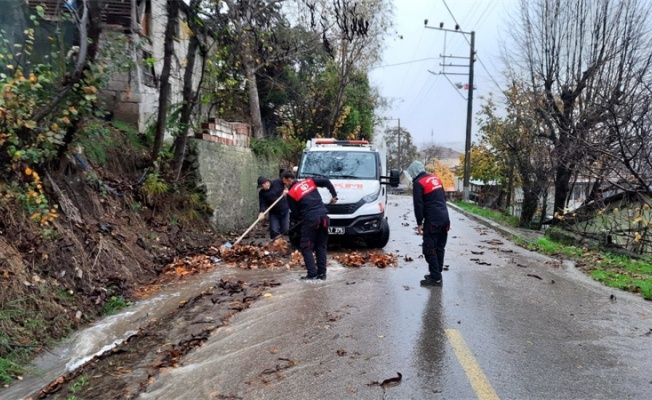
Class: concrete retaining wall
188,139,282,233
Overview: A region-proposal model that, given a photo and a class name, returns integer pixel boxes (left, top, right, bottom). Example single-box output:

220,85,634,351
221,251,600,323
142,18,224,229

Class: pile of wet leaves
156,239,299,281
148,236,397,284
217,238,299,270
129,238,301,299
332,251,398,268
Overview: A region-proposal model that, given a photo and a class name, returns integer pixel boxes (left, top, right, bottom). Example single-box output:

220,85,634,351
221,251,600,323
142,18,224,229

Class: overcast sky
370,0,519,152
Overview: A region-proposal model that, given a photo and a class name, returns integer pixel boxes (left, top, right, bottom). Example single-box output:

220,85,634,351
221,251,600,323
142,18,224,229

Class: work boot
424,273,442,281
420,278,442,287
316,273,327,280
300,275,319,281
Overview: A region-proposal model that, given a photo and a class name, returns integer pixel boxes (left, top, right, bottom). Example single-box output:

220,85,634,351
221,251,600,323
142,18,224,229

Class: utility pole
425,22,476,201
463,31,475,202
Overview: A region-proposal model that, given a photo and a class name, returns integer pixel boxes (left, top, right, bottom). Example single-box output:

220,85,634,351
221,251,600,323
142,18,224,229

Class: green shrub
103,296,130,315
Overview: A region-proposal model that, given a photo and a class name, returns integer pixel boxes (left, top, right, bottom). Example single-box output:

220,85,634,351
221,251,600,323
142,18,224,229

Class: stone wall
188,139,282,233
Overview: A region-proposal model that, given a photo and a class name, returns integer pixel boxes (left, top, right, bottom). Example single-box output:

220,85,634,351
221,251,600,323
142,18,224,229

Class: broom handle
233,193,286,246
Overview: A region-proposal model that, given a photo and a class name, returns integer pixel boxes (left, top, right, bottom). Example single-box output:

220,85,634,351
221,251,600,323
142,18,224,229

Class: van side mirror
381,169,400,187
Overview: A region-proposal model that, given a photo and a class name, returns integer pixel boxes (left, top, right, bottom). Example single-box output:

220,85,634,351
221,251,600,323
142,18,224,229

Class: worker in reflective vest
408,161,450,286
281,170,338,281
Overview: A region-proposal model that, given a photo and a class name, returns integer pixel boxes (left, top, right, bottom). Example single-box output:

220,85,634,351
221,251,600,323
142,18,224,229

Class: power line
406,74,442,120
441,0,503,91
397,35,442,110
464,1,504,91
476,56,503,91
471,1,496,31
442,0,461,29
398,1,438,92
372,57,438,70
426,4,476,202
441,73,467,100
402,76,436,121
465,1,504,87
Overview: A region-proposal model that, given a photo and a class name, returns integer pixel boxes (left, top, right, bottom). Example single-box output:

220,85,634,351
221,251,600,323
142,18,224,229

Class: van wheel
365,218,390,248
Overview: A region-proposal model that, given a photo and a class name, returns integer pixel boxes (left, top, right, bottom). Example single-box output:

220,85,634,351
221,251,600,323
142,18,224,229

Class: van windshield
299,151,378,180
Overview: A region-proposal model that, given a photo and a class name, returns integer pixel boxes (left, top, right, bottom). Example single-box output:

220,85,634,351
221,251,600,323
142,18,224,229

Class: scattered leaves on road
368,372,403,388
332,251,397,268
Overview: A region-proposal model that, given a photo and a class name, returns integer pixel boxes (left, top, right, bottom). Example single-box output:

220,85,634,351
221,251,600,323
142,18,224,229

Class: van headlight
362,188,381,203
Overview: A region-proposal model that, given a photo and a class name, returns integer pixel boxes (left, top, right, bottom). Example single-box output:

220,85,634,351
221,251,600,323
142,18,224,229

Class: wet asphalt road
141,195,652,399
6,194,652,400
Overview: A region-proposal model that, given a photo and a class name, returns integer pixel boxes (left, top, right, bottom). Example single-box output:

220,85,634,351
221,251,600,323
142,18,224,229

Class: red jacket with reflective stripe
412,172,449,226
287,178,337,221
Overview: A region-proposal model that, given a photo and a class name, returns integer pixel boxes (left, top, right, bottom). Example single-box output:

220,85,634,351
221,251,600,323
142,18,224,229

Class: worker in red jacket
281,170,338,281
408,161,450,286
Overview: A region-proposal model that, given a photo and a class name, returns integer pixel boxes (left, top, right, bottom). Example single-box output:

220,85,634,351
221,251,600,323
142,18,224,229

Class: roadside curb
446,201,545,244
445,202,608,289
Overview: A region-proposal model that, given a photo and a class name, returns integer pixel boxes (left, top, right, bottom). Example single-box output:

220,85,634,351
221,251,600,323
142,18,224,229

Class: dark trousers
269,210,290,239
300,215,329,277
422,221,449,281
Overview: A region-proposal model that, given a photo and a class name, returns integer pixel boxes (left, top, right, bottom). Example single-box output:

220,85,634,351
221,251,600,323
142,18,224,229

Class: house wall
100,0,203,135
9,0,204,135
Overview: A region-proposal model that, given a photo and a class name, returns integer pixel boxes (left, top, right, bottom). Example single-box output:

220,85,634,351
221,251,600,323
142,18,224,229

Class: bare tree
302,0,393,137
599,83,652,195
505,0,652,223
421,143,447,167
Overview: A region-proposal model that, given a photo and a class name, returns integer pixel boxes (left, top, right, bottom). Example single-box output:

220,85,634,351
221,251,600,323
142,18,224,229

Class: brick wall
195,118,251,148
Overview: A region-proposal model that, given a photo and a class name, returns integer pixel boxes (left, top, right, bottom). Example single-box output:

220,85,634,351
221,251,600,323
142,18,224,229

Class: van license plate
328,227,345,235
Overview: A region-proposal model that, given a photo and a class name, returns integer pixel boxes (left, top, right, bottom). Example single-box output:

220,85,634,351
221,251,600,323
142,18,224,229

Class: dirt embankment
0,129,231,387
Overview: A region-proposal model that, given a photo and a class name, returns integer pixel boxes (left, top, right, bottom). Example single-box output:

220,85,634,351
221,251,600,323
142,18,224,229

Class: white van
290,138,399,248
